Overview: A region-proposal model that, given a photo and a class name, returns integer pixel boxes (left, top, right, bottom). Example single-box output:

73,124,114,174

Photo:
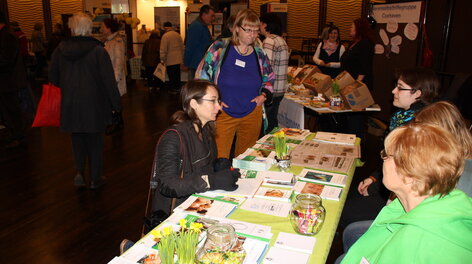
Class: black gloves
214,158,233,172
208,168,240,191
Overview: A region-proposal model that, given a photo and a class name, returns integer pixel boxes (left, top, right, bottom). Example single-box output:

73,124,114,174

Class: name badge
235,59,246,68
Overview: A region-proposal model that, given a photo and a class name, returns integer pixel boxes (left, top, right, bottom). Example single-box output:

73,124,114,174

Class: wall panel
250,0,319,51
8,0,44,39
326,0,361,41
50,0,83,27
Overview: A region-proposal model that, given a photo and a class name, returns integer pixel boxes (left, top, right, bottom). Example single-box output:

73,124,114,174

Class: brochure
200,177,264,199
120,244,159,263
239,198,292,217
298,168,347,187
263,246,310,264
296,140,360,158
269,127,311,141
254,186,293,202
233,148,276,171
274,232,316,254
290,152,354,174
293,180,343,201
173,195,237,218
184,215,273,240
313,131,356,145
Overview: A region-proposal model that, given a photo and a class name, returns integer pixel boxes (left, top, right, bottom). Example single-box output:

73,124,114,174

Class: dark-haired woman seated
151,80,240,216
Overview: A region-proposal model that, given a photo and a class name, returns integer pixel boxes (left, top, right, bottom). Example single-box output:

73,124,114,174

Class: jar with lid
289,193,326,235
197,223,246,264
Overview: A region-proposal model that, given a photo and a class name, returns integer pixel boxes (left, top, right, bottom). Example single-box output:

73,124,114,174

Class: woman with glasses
150,80,240,219
195,9,274,159
341,67,439,227
340,123,472,263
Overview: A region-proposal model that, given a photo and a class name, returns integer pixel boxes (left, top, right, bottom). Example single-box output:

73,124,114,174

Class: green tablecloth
228,158,360,264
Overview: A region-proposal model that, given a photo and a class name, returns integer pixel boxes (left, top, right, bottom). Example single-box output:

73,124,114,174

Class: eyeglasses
200,98,221,105
240,26,260,35
394,84,414,92
380,149,389,160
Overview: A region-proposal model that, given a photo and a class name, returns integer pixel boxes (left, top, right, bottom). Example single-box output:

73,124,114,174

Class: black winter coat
0,25,27,93
151,120,216,214
341,38,374,90
49,36,122,133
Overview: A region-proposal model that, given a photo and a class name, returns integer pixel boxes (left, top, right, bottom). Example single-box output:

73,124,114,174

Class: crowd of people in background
1,6,471,261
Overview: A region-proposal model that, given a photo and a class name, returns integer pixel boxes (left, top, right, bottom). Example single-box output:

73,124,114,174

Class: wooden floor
0,79,382,264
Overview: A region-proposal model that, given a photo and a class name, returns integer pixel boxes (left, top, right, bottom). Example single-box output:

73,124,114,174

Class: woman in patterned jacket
195,9,274,159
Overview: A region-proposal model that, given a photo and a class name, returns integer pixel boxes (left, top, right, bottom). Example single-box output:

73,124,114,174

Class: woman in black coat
151,80,240,217
339,18,374,138
49,12,122,189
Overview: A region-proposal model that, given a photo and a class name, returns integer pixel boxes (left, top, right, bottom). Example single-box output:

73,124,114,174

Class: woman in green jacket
341,122,472,263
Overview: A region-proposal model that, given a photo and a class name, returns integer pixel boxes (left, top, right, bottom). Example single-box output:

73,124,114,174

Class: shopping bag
32,83,61,127
153,62,166,82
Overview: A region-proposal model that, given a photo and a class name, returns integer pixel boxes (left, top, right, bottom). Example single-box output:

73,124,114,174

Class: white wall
135,0,188,39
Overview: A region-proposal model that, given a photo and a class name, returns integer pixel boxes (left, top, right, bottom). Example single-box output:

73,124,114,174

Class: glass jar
289,193,326,235
329,95,344,110
197,224,246,264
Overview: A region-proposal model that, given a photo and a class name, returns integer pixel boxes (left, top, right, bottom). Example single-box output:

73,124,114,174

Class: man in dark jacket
49,12,122,189
183,5,215,80
0,11,27,148
141,30,162,90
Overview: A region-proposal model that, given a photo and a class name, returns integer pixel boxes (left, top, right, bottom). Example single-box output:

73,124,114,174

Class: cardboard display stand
371,1,424,120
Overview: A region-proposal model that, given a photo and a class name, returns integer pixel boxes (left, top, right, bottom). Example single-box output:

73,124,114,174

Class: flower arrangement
151,219,204,264
273,131,289,159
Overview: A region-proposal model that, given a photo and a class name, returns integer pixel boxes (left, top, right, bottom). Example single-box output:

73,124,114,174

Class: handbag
142,129,185,235
153,62,166,82
32,83,61,127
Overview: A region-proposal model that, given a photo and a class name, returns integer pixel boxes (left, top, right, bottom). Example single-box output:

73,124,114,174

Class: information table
228,156,360,264
111,134,362,264
278,93,381,129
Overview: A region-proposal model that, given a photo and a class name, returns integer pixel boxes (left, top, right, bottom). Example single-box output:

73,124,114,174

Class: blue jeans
335,220,373,264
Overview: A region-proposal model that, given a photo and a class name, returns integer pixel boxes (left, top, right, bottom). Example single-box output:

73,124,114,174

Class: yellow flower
179,219,187,229
163,226,173,236
151,229,162,239
189,222,203,232
274,131,285,138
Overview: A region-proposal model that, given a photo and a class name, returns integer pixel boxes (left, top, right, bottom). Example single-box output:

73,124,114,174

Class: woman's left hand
251,95,266,106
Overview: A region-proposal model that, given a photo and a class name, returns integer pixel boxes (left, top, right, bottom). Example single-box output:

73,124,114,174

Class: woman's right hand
318,60,325,66
358,177,374,196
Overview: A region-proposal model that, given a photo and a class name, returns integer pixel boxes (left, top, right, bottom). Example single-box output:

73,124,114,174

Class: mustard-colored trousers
215,106,262,158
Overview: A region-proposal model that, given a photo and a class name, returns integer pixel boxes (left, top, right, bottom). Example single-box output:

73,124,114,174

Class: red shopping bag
32,83,61,127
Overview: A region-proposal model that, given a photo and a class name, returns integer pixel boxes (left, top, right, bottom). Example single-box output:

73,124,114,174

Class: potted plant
329,80,343,110
273,131,291,171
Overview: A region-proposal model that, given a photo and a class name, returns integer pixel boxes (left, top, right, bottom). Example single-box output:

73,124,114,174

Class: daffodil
189,222,203,232
163,226,173,236
179,219,187,229
151,229,162,239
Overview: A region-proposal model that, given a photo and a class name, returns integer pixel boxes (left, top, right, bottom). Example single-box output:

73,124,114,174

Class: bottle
289,193,326,235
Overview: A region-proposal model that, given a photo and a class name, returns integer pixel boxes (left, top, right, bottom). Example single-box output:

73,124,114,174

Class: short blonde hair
232,9,260,46
385,123,464,197
69,12,92,36
415,101,472,158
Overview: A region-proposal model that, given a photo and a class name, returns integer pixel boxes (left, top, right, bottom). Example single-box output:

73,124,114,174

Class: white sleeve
313,42,323,65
